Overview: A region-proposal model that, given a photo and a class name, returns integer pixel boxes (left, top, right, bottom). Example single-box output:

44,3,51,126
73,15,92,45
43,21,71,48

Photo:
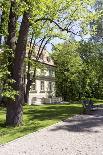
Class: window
49,69,55,77
48,82,52,91
31,82,36,91
41,69,45,76
47,56,50,62
40,81,45,91
30,71,34,79
49,69,52,76
40,53,43,60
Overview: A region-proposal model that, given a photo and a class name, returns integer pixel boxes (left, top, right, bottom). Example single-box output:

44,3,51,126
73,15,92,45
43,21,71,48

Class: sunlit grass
0,102,97,144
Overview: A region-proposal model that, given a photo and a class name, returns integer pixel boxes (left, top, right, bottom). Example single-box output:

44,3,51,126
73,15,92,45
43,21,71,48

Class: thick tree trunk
6,12,30,126
6,101,23,126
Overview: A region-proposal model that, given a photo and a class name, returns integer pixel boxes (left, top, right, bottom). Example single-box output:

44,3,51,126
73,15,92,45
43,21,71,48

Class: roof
26,45,55,67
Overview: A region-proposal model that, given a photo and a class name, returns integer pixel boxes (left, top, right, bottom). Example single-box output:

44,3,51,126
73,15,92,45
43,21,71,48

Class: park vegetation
52,42,103,101
0,0,102,127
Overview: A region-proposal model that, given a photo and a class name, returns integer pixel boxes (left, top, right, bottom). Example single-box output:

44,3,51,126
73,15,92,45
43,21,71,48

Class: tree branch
35,17,82,37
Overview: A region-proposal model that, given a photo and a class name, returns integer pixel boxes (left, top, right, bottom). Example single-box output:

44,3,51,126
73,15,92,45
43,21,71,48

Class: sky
46,34,90,52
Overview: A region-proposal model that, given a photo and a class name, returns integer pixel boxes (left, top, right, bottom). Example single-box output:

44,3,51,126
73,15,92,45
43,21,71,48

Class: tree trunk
6,12,30,126
24,77,31,103
25,69,36,103
6,1,16,51
0,35,2,45
6,0,17,75
6,101,23,126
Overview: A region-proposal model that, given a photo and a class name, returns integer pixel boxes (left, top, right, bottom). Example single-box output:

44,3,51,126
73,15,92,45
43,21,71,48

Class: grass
0,103,83,144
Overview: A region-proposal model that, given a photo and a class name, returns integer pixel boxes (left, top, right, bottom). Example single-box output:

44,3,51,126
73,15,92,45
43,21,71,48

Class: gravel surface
0,107,103,155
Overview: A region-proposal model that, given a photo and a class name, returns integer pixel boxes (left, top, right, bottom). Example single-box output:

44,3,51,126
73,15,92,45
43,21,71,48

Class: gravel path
0,107,103,155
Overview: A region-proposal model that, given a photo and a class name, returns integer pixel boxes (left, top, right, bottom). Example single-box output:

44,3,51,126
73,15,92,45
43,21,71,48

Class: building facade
27,48,56,105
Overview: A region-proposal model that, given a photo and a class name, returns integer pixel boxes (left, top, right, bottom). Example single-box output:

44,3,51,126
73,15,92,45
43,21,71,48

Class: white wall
28,67,55,105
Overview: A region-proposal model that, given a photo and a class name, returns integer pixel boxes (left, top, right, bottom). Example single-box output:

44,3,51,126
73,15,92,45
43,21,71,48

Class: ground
0,105,103,155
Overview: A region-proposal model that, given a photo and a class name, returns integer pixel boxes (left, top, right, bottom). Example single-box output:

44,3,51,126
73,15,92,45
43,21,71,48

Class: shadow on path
50,108,103,133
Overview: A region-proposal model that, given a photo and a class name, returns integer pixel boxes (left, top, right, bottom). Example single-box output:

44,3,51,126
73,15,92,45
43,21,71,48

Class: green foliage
52,42,82,100
0,0,10,37
52,41,103,100
0,46,17,100
1,0,99,40
78,42,103,98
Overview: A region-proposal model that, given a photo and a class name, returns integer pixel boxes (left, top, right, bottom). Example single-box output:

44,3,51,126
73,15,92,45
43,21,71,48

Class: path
0,107,103,155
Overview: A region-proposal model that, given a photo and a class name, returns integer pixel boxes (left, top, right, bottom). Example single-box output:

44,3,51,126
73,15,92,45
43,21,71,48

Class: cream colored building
27,47,57,105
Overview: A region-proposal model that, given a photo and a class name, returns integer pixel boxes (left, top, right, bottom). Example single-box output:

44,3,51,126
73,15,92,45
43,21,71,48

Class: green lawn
0,103,83,144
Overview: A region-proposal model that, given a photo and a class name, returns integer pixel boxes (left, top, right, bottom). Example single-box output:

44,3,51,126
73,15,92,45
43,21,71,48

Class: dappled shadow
49,108,103,133
0,123,6,128
23,105,82,122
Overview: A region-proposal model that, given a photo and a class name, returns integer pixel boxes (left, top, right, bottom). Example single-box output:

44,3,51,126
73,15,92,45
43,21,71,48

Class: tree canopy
52,42,103,101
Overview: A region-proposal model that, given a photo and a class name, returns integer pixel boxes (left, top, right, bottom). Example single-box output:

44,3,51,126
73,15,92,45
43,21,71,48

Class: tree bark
6,0,17,74
24,77,31,103
6,12,30,126
0,36,2,45
6,101,23,126
6,0,17,50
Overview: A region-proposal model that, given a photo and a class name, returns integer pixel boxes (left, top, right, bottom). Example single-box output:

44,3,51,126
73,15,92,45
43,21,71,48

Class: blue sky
46,34,90,52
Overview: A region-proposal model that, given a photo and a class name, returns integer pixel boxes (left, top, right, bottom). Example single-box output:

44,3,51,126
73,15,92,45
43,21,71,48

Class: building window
48,82,52,91
49,69,55,77
40,53,43,60
41,69,45,76
31,82,36,91
47,56,50,62
30,71,35,79
49,69,52,76
40,81,45,91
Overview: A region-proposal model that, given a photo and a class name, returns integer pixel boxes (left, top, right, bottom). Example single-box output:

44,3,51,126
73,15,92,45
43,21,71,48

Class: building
26,46,60,105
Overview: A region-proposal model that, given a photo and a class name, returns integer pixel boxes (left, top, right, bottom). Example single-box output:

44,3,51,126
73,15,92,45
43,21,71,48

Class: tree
52,42,83,101
52,41,103,101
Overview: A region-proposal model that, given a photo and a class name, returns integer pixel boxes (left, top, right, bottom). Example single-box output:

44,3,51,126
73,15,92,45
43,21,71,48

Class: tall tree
52,41,103,100
52,42,83,101
6,11,30,126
